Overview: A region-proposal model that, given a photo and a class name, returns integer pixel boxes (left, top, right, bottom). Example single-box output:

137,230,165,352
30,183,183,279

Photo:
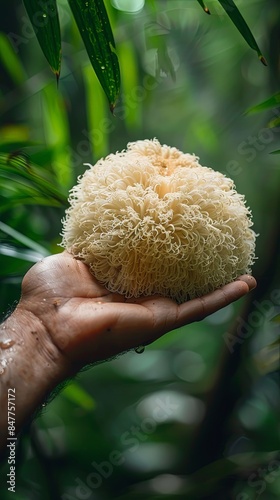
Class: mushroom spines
61,139,256,303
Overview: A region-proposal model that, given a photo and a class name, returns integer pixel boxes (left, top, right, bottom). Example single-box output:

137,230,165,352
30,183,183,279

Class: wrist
0,304,70,452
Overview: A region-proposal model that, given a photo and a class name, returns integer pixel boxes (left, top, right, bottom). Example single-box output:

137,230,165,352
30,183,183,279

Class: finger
175,276,256,327
235,274,257,290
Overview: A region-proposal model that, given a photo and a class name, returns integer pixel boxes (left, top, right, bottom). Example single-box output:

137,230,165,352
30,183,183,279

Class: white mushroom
61,139,256,303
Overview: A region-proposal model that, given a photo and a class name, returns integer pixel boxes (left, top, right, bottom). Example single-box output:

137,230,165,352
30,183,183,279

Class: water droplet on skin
0,339,15,349
1,359,8,368
135,346,145,354
8,358,13,363
0,367,4,375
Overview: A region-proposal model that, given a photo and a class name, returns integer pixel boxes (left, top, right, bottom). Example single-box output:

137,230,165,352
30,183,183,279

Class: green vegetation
0,0,279,498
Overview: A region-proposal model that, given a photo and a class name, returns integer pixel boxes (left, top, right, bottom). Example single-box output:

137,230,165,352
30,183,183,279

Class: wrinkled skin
0,251,256,452
20,251,256,368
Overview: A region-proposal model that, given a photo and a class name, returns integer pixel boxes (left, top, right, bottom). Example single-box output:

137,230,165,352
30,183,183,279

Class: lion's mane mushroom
61,139,256,303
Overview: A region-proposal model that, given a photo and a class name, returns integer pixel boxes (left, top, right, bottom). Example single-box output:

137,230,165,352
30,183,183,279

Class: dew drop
101,66,105,70
135,346,145,354
42,13,47,18
0,339,15,349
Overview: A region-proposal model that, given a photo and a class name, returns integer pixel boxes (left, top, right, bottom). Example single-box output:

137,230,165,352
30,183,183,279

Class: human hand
0,251,256,449
19,251,257,372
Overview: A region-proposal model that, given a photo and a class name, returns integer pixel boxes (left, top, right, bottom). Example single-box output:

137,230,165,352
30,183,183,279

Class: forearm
0,305,69,454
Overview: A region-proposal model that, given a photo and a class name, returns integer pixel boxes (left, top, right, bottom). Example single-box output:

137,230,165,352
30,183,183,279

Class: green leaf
270,149,280,155
0,244,44,262
217,0,267,64
0,151,67,210
271,314,280,323
246,91,280,115
67,0,120,110
195,0,211,14
22,0,61,78
0,33,26,85
62,381,96,410
42,83,73,190
83,64,109,160
268,116,280,128
0,221,49,257
118,41,141,130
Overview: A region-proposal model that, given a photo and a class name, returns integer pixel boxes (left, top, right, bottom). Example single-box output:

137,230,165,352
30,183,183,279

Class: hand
0,251,256,450
19,251,257,370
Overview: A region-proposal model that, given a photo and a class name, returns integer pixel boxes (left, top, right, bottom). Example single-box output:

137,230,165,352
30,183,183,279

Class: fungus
61,139,256,303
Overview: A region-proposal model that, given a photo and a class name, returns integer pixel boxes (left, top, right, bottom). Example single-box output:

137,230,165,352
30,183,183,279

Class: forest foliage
0,0,279,499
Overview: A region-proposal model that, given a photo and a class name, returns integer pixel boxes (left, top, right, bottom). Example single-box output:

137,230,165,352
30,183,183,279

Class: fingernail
237,275,257,291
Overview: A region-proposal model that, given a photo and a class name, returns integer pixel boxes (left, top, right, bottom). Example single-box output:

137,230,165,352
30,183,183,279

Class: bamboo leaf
268,116,280,128
22,0,61,78
0,152,67,206
217,0,267,65
0,244,45,262
118,41,140,130
83,64,109,160
67,0,120,111
195,0,211,14
246,92,280,115
42,83,73,189
0,221,49,256
0,33,26,85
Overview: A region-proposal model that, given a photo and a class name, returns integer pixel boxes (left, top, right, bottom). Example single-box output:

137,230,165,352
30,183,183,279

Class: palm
20,251,256,367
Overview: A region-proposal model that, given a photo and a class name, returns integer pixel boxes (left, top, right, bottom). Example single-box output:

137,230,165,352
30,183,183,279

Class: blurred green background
0,0,280,498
